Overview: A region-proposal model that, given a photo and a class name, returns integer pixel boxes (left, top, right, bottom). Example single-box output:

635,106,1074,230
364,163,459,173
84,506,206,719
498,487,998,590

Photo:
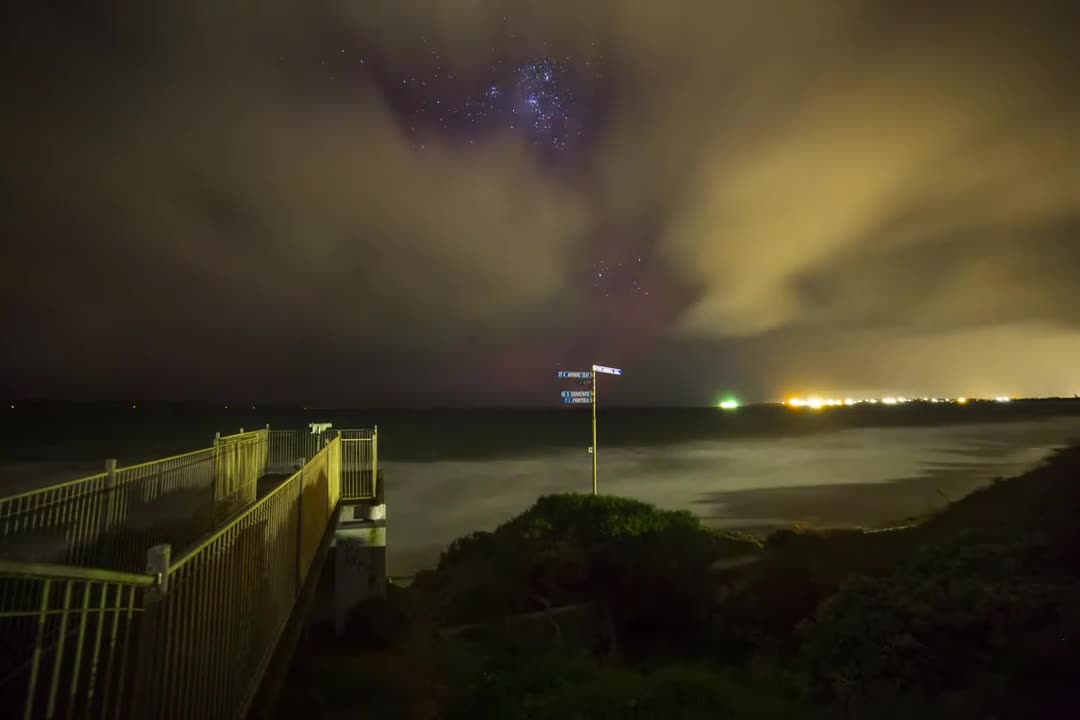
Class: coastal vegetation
280,445,1080,718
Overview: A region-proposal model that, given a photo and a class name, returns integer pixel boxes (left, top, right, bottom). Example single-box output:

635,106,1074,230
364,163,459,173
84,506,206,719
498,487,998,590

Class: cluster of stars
591,257,649,298
374,38,600,157
515,60,575,150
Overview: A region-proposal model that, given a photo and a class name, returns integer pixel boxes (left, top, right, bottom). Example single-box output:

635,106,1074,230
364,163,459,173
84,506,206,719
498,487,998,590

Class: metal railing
134,438,341,719
0,425,375,719
0,431,269,574
212,429,269,516
0,561,153,720
267,429,335,475
339,428,378,501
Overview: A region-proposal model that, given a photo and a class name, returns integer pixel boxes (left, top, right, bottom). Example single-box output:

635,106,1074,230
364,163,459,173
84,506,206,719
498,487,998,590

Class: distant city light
719,399,739,410
781,394,1025,409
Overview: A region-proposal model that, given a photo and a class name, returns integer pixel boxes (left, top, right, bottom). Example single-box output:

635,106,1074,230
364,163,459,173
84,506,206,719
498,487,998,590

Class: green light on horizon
718,397,740,410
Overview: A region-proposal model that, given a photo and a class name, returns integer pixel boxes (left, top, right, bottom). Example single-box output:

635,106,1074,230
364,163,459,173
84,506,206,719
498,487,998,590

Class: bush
799,532,1080,714
443,655,803,720
414,494,762,657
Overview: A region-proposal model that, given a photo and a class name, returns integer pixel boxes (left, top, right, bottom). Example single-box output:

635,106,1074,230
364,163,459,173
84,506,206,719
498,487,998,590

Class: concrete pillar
134,544,171,716
333,496,387,637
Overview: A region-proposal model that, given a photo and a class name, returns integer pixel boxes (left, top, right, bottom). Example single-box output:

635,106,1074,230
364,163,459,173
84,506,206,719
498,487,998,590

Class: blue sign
561,391,592,398
557,370,593,379
562,397,591,404
592,364,623,376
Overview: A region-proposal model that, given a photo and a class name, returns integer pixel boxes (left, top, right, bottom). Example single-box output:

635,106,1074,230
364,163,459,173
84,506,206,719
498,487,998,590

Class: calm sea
4,401,1080,573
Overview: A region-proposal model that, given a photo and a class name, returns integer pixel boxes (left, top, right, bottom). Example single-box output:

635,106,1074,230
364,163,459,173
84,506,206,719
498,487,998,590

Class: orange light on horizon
782,394,1008,408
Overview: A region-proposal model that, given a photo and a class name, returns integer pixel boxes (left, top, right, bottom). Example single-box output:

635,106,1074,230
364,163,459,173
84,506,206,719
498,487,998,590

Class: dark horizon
6,396,1080,412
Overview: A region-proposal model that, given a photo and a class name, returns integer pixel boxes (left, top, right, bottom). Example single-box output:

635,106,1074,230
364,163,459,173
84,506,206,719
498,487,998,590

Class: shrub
799,532,1080,712
415,494,762,654
443,655,802,720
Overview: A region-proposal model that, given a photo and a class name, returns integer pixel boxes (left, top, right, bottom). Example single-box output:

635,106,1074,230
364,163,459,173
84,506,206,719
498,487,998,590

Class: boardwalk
0,427,379,719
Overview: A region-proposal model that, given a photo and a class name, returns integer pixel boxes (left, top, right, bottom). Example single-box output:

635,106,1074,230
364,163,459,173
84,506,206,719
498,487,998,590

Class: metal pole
592,370,598,496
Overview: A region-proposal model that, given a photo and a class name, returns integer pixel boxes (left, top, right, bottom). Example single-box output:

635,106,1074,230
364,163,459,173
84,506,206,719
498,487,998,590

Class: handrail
0,560,155,586
218,427,268,443
134,436,342,719
108,445,216,476
168,439,334,575
0,445,217,503
0,471,109,503
1,431,271,573
0,429,270,504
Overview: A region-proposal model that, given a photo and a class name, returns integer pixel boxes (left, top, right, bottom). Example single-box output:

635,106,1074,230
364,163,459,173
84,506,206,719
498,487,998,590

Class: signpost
555,363,623,495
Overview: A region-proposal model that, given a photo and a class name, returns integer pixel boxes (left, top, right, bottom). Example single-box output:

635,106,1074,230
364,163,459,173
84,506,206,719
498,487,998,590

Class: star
377,40,597,159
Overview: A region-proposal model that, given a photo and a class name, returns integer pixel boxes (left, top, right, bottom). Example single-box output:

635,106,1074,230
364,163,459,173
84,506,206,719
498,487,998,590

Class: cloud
3,1,1079,401
3,3,586,397
594,3,1080,341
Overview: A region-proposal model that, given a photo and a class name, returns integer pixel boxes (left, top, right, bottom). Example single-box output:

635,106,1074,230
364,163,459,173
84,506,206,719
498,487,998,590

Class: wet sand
381,418,1080,574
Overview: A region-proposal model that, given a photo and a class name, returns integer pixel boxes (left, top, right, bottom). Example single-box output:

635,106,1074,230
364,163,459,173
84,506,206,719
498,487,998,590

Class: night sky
3,2,1079,406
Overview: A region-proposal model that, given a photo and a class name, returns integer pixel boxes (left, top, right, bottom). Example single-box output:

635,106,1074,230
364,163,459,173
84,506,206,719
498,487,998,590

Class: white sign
592,364,623,376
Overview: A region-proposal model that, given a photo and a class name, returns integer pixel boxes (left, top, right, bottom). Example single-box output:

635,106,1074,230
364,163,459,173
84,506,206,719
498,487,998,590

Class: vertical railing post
295,457,306,598
22,578,51,720
102,459,118,566
134,544,171,717
212,432,222,524
263,424,271,477
372,426,378,501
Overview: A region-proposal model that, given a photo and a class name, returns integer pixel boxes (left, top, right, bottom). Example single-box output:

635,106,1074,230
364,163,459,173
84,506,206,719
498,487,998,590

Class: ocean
4,401,1080,574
